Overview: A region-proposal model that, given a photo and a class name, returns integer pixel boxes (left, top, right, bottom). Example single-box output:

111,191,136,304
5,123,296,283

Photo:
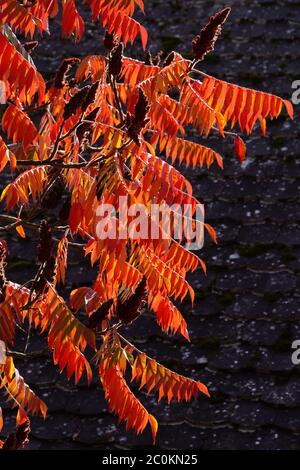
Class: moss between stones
238,243,269,257
263,292,282,302
160,35,182,52
272,325,293,353
218,292,235,306
196,337,220,351
238,71,263,85
272,136,286,148
7,259,35,271
203,54,220,64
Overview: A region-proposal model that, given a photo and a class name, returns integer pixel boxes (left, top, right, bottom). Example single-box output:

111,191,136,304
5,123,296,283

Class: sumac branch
0,0,293,447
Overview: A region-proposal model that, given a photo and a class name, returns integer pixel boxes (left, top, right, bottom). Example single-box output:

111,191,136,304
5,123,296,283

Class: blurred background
1,0,300,450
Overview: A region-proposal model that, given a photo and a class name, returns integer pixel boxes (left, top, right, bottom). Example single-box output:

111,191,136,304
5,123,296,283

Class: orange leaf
56,235,68,284
148,414,158,444
15,225,26,238
16,407,28,427
99,362,156,438
205,223,217,244
216,112,225,137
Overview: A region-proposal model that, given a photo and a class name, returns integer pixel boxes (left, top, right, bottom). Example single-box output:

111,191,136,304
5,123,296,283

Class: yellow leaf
0,183,11,202
112,131,123,149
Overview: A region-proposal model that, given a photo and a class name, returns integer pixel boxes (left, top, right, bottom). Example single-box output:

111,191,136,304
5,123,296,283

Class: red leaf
0,407,3,433
234,135,246,162
284,99,294,120
69,202,83,234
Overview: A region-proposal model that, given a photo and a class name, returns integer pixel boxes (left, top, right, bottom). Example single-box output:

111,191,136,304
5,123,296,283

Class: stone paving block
240,320,287,346
230,400,275,428
263,379,300,406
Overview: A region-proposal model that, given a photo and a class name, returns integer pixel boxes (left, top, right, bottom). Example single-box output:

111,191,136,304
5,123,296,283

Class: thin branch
0,215,84,250
111,77,125,122
59,111,84,141
48,120,65,161
86,138,132,168
95,321,122,337
211,125,238,138
7,348,49,360
14,160,50,167
15,160,90,169
117,333,144,355
0,220,20,232
0,214,66,232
